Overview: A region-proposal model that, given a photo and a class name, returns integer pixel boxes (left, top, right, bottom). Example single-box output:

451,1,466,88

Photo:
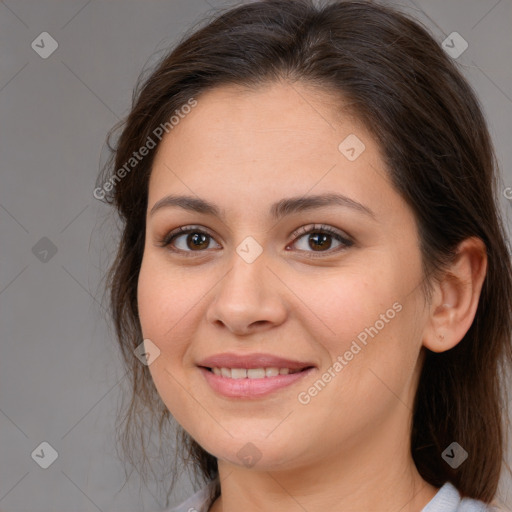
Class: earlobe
422,237,487,354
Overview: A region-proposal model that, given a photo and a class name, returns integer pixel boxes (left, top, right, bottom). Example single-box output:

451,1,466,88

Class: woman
97,1,512,510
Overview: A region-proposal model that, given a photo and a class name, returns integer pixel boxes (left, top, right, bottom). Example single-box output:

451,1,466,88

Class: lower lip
199,367,315,398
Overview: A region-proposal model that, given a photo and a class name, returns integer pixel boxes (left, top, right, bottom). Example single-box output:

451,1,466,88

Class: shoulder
457,498,506,511
484,504,511,512
423,481,509,512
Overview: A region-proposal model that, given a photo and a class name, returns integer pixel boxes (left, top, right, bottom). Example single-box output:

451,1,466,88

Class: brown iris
187,232,209,250
309,232,332,251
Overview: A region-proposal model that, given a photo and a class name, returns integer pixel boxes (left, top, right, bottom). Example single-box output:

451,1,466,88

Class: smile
199,366,315,398
208,367,303,378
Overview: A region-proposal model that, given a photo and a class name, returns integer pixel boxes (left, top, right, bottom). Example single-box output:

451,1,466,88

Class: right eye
158,225,222,256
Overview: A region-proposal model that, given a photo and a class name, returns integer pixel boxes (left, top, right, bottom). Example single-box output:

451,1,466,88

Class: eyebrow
149,193,376,221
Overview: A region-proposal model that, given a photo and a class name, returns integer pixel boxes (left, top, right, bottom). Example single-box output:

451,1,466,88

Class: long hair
97,0,512,504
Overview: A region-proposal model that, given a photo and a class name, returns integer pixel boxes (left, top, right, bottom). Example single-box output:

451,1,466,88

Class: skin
137,81,487,512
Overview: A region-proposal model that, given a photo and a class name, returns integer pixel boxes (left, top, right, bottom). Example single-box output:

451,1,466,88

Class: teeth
247,368,265,379
266,367,279,377
210,366,302,379
231,368,247,379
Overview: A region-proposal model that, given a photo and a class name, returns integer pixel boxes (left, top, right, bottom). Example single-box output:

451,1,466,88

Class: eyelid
160,224,215,245
288,223,352,243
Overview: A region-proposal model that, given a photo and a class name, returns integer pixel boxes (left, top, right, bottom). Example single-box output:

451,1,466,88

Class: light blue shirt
161,479,506,511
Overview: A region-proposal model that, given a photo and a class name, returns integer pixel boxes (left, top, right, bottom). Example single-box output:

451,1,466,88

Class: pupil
188,233,208,250
309,233,331,251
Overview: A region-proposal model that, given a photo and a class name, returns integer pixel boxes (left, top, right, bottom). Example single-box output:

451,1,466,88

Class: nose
205,250,287,335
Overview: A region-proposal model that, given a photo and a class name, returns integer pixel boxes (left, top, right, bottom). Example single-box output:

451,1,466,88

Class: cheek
137,252,195,346
137,256,204,423
137,255,191,377
302,257,422,397
299,265,399,353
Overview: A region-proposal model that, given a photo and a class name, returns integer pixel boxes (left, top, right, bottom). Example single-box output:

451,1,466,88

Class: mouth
197,352,315,372
201,366,312,379
196,353,316,398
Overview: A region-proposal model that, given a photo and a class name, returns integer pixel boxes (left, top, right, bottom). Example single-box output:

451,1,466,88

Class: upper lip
197,353,315,370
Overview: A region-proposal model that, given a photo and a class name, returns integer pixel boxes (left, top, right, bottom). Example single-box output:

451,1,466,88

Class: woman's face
137,81,429,471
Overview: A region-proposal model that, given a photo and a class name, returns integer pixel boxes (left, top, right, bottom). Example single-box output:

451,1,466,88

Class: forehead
163,81,360,146
146,81,405,227
151,82,380,180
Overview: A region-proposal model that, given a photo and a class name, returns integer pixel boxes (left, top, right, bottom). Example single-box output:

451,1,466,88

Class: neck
209,417,439,512
211,461,437,512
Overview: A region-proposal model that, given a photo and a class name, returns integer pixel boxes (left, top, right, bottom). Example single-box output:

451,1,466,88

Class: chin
195,433,307,471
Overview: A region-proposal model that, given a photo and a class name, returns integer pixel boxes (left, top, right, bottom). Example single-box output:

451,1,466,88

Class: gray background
1,0,511,511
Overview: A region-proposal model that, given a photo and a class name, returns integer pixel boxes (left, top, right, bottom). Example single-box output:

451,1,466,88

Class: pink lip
197,352,314,370
196,352,316,399
199,366,316,398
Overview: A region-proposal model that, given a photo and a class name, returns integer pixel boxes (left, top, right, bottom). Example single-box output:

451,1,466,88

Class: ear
422,237,487,353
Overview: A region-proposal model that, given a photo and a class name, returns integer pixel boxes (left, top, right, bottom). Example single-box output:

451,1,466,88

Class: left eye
288,224,353,255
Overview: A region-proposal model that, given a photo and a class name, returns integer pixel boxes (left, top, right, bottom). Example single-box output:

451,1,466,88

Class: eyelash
157,224,354,259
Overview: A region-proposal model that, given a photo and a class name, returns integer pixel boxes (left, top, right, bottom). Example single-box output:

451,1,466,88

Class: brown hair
97,0,512,505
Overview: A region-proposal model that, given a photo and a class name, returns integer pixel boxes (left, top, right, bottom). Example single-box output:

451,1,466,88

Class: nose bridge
206,243,286,333
227,245,267,298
